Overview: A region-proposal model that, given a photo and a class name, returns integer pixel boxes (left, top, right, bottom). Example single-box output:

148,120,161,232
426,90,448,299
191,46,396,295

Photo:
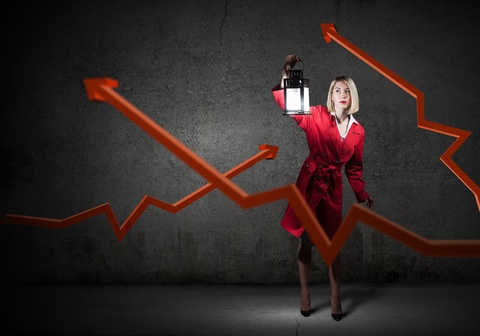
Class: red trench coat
272,84,370,239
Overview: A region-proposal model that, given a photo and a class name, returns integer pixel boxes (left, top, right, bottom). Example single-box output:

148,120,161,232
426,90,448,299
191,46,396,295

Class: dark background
1,0,479,283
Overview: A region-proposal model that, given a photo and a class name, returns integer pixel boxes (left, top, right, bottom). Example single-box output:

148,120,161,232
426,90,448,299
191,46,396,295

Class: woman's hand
283,54,301,75
364,197,374,209
281,54,301,88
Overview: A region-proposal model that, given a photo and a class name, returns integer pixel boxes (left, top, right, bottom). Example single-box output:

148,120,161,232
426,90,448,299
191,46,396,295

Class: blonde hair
326,76,360,114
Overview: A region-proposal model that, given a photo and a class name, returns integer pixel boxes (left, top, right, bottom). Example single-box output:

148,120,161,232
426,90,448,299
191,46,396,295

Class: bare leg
329,254,343,320
298,241,312,315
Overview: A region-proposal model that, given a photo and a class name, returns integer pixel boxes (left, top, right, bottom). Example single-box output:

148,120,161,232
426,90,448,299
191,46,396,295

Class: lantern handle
297,59,305,71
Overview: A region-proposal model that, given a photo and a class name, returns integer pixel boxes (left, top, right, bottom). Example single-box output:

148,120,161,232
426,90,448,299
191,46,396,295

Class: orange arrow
2,78,479,266
321,23,480,211
1,142,278,241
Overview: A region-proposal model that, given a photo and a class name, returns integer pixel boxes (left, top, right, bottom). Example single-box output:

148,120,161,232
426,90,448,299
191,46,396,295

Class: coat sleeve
345,132,370,203
272,84,285,110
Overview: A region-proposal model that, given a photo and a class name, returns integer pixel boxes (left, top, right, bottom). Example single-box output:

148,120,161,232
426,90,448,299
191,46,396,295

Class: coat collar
329,112,358,128
328,112,360,158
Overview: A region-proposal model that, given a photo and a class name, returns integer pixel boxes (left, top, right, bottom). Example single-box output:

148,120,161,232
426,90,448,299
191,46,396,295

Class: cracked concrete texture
219,0,229,46
1,0,479,283
3,283,480,335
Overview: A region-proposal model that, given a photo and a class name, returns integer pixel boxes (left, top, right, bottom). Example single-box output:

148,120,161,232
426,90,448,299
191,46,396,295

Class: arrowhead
258,144,279,159
320,23,337,43
83,78,119,102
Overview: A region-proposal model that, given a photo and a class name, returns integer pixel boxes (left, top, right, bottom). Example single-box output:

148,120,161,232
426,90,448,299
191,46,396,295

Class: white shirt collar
330,112,358,124
330,112,357,140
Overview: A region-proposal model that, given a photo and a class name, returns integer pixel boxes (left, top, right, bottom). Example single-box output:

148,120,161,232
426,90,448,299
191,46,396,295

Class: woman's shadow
310,284,383,318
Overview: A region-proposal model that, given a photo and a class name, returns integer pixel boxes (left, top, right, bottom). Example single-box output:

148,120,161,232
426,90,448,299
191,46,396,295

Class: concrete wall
1,0,479,283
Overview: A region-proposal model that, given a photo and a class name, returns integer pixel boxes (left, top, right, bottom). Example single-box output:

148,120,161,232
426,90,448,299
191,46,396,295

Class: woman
272,55,374,321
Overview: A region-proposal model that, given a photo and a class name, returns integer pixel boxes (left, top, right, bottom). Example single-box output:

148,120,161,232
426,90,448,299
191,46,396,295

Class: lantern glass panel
283,70,310,115
285,88,302,112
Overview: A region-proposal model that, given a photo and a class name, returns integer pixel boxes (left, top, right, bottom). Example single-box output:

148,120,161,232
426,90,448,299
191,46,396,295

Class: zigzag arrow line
1,77,479,266
321,23,480,211
1,142,278,241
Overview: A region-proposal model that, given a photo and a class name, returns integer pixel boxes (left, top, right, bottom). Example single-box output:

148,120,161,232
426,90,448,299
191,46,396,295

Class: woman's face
331,81,351,111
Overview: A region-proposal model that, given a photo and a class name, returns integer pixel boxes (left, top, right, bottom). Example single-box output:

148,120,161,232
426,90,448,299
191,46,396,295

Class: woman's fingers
283,54,301,74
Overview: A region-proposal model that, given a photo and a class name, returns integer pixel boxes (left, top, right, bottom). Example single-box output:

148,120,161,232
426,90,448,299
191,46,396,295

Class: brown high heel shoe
300,309,311,317
331,312,343,321
300,295,311,317
331,298,343,321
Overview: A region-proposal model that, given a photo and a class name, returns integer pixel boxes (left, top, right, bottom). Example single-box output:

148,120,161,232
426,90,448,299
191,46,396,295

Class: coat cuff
272,83,282,91
355,191,370,203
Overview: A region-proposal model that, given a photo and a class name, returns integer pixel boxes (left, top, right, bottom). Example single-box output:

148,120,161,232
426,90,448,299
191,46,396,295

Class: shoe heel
301,309,311,317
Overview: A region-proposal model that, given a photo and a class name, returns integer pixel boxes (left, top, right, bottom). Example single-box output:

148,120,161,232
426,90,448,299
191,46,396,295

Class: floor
2,283,479,335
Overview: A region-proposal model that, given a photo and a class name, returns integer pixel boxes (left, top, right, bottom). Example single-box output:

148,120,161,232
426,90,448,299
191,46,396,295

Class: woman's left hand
364,197,374,209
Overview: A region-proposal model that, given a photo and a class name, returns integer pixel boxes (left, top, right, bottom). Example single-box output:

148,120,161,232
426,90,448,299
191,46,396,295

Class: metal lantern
283,63,310,115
